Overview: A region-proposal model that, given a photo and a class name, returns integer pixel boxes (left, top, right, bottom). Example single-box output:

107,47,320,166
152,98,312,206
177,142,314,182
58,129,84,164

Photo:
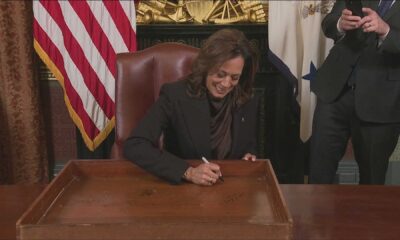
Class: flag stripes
71,1,118,76
103,1,137,52
33,23,99,139
33,0,137,150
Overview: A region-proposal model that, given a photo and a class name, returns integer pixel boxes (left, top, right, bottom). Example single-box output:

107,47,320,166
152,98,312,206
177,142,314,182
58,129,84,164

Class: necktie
377,0,394,16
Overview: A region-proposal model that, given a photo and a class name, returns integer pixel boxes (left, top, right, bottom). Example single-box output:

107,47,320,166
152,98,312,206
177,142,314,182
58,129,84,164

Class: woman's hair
186,28,258,107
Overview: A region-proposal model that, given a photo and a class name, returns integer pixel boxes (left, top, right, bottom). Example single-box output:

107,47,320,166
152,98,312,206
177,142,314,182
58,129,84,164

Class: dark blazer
123,80,259,184
311,0,400,122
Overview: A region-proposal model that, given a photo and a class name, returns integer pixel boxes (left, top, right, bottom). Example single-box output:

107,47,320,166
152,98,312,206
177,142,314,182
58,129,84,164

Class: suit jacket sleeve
235,96,259,157
379,20,400,54
123,84,189,184
321,1,344,42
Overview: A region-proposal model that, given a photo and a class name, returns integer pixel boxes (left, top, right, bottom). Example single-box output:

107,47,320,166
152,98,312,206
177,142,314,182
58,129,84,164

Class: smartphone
345,0,364,17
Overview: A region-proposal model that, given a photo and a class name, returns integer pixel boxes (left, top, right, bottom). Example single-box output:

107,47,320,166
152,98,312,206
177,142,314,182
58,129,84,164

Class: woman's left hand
242,153,256,161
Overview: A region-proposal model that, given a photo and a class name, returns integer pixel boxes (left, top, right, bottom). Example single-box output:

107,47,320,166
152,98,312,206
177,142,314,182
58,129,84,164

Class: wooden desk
0,185,45,240
281,184,400,240
1,184,400,240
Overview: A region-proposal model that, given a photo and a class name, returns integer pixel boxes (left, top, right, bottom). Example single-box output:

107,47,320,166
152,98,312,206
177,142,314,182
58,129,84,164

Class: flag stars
302,61,317,82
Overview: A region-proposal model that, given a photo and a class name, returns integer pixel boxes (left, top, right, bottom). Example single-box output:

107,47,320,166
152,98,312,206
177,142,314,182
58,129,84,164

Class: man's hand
339,8,362,31
360,8,390,37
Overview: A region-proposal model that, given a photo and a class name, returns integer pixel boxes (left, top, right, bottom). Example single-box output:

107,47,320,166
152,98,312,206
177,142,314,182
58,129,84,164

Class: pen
201,157,224,182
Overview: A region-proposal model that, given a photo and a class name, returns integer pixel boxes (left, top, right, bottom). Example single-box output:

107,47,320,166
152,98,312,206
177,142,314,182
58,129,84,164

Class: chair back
111,42,199,158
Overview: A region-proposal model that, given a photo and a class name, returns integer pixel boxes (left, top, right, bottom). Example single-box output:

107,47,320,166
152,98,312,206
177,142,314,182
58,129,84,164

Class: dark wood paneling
39,79,77,177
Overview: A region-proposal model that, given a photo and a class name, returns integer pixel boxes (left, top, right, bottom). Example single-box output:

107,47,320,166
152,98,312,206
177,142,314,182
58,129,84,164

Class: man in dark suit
310,0,400,184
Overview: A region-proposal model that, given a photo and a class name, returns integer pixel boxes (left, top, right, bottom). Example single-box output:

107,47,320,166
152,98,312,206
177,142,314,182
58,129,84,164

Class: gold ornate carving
137,0,268,24
301,0,335,19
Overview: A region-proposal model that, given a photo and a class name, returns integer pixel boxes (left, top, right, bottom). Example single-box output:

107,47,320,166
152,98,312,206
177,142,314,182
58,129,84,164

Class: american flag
33,0,137,151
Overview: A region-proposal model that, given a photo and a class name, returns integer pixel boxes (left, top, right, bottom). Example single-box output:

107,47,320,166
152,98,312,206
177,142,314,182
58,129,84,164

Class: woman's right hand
184,163,221,186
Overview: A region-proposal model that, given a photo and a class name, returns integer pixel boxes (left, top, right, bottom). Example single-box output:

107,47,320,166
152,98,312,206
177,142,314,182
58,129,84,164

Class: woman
123,28,259,186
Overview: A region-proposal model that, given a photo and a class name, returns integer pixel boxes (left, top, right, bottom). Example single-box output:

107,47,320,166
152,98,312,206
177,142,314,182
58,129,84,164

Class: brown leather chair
111,42,199,159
